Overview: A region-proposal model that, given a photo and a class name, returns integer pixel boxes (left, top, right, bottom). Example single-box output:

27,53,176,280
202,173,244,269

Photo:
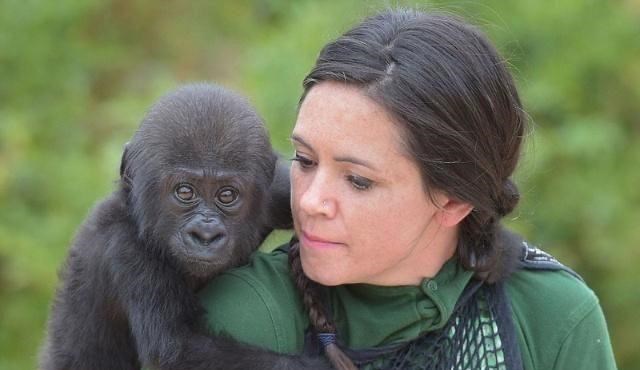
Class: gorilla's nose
186,221,226,247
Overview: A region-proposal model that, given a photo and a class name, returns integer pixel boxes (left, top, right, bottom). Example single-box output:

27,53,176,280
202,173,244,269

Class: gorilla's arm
115,242,329,370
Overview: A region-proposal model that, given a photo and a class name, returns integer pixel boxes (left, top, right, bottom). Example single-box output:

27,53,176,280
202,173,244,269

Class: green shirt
200,248,617,369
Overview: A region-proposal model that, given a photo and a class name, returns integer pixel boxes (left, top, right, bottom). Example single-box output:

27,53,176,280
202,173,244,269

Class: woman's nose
298,171,336,218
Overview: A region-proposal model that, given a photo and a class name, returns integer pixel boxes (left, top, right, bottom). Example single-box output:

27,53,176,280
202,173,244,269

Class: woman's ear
435,194,473,227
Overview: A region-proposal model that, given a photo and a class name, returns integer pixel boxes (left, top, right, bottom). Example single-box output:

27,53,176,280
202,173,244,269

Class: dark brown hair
289,9,526,369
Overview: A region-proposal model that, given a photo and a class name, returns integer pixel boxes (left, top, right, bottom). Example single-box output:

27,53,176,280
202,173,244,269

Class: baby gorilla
40,84,330,370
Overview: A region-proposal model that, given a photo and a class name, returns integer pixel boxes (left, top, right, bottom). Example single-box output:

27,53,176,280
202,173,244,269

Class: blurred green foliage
1,1,638,369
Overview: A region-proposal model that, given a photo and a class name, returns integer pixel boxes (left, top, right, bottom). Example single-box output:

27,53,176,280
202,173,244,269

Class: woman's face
291,81,460,286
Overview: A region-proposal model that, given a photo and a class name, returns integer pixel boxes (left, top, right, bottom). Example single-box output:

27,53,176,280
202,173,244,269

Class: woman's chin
307,271,345,286
300,258,346,286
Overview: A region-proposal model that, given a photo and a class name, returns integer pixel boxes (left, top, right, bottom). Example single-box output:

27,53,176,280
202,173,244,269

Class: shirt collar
330,259,474,349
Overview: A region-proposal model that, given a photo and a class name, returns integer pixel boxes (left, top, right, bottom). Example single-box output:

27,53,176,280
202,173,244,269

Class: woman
200,9,616,370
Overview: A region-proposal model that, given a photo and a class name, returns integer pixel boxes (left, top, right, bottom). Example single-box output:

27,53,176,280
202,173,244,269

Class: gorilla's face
155,168,265,278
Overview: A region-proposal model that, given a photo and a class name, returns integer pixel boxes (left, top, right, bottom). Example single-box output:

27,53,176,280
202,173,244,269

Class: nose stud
322,200,328,207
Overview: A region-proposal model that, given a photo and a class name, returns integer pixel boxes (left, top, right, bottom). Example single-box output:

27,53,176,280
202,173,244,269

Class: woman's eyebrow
291,134,378,171
334,155,378,171
290,134,312,150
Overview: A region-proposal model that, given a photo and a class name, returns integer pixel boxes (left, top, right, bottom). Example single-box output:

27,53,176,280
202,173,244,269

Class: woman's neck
360,226,459,286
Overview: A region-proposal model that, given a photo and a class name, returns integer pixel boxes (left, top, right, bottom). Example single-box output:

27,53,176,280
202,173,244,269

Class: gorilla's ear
119,142,133,189
266,155,293,229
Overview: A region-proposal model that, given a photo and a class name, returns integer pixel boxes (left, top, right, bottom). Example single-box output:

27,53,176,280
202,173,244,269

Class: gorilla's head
120,84,277,278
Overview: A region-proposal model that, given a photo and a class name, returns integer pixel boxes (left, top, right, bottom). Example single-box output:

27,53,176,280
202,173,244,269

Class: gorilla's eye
175,184,197,202
216,187,239,205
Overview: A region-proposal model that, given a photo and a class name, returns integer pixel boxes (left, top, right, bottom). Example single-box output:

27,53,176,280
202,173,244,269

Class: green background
1,1,638,369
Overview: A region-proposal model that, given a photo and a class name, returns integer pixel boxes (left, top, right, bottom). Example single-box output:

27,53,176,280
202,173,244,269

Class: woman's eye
175,184,197,202
216,187,239,205
347,175,373,191
291,153,315,169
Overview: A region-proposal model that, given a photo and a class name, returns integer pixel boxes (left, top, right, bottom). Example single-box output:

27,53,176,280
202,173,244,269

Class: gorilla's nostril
189,230,225,246
210,232,225,244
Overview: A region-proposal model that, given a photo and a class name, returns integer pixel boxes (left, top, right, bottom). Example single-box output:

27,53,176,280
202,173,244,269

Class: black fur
40,84,329,370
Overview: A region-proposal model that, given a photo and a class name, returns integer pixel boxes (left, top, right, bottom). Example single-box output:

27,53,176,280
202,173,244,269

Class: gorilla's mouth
174,233,233,265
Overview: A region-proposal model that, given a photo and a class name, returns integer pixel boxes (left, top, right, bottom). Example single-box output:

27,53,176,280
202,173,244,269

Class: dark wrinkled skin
40,84,331,370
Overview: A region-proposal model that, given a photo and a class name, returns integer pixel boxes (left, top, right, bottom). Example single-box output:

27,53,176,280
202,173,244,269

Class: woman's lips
300,231,342,249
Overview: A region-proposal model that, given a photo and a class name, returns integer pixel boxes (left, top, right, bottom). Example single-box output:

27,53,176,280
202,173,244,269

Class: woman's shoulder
199,247,309,354
506,263,598,334
505,254,616,369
